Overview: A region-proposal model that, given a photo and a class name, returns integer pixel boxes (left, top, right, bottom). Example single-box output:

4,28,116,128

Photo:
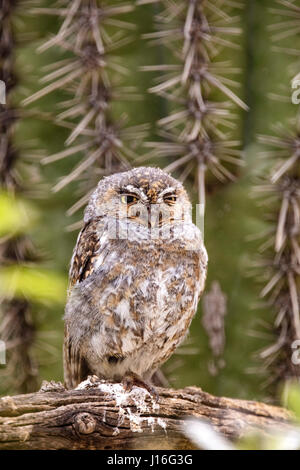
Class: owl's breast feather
64,220,207,376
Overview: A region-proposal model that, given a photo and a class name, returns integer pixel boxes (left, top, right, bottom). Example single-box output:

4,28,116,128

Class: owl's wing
63,325,92,389
64,217,104,389
68,217,103,289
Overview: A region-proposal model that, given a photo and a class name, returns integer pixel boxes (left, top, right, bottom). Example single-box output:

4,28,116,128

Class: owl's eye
163,194,177,205
121,194,139,205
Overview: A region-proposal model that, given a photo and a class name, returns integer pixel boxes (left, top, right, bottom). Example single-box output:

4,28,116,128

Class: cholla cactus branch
253,0,300,387
269,1,300,88
141,0,247,212
0,0,41,393
26,0,148,201
256,133,300,353
0,299,37,394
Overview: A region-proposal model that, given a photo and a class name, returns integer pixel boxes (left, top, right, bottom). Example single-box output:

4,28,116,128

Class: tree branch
0,378,292,450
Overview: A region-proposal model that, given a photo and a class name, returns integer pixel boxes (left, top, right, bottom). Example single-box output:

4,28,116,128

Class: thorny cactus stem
0,0,40,393
140,0,247,214
254,0,300,386
26,0,148,214
0,0,19,189
256,130,300,383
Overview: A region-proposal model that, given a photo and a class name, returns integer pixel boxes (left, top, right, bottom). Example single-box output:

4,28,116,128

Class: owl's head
84,167,192,230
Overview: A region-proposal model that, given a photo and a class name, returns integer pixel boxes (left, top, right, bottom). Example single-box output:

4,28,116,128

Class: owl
64,167,208,397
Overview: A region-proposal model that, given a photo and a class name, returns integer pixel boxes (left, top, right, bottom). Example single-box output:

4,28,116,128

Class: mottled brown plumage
64,167,208,392
68,218,102,287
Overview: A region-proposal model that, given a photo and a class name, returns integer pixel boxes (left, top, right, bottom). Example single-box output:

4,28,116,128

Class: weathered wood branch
0,379,293,450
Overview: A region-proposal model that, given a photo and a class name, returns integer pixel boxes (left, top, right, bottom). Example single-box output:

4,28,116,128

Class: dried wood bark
0,379,293,450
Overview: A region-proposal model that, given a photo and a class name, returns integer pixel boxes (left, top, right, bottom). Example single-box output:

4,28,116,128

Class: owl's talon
122,373,159,403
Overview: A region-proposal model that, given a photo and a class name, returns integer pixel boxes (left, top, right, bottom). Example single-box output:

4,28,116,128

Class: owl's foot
122,372,159,403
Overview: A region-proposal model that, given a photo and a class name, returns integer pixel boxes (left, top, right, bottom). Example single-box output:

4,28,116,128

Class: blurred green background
0,0,298,402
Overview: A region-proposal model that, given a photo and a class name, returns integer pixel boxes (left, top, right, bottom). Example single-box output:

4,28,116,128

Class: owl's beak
128,209,153,228
128,203,172,229
147,204,153,229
